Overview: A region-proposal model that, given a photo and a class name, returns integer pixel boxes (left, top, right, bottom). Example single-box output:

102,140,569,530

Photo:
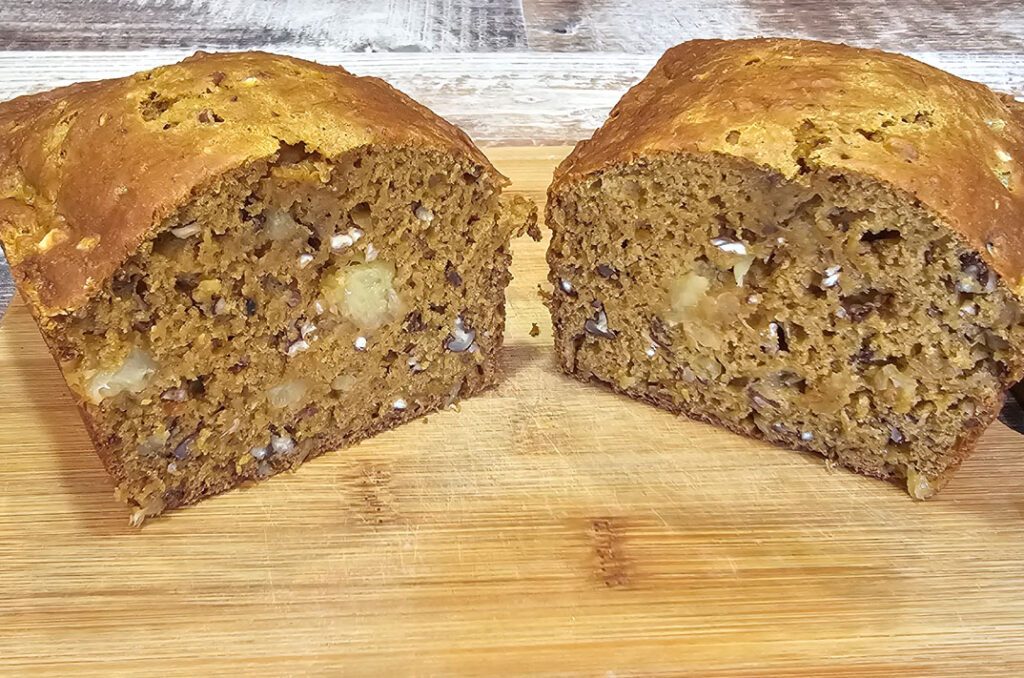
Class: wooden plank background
1,0,1022,54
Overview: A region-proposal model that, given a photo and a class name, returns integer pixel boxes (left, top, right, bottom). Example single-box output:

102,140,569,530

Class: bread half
0,51,535,521
546,38,1024,498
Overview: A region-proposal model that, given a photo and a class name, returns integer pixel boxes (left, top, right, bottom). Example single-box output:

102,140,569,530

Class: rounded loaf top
551,38,1024,295
0,51,496,316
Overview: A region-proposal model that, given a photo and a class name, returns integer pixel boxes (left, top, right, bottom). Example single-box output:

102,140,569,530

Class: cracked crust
550,38,1024,293
0,51,497,317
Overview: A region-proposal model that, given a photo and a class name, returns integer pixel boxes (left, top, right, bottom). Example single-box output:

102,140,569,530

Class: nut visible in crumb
393,398,407,410
414,203,434,222
649,316,673,348
161,387,187,402
354,336,367,351
445,315,476,352
197,108,223,124
732,254,754,285
298,253,314,268
330,227,363,252
957,252,997,293
821,265,842,288
584,302,615,339
249,445,268,460
270,434,295,455
263,209,300,241
172,435,193,460
286,339,310,357
445,262,463,287
403,311,426,333
529,323,540,337
750,392,778,411
710,236,747,255
138,430,170,456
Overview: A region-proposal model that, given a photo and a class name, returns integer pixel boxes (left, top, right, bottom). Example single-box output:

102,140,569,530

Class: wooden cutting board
2,147,1023,677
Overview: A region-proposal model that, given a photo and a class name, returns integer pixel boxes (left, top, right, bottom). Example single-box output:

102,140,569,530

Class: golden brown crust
0,51,497,317
550,38,1024,295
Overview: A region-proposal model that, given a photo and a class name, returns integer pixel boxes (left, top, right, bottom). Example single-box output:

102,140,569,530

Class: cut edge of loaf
0,51,537,522
546,149,1024,499
545,37,1024,499
52,141,534,523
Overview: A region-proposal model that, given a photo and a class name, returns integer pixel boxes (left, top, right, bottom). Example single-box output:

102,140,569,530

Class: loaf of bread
546,38,1024,498
0,51,535,522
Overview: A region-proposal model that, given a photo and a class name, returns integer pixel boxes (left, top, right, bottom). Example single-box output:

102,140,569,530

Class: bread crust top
551,38,1024,295
0,51,495,317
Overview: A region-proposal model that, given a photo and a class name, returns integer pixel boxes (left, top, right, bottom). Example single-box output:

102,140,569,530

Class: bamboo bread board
1,146,1024,677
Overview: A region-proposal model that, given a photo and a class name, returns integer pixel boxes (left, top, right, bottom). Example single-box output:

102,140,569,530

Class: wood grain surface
2,147,1024,677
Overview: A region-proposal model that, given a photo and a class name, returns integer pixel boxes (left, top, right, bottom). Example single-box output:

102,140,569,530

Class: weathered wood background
2,0,1023,54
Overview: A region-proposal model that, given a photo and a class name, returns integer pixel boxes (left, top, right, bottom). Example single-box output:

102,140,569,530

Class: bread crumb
526,220,542,241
